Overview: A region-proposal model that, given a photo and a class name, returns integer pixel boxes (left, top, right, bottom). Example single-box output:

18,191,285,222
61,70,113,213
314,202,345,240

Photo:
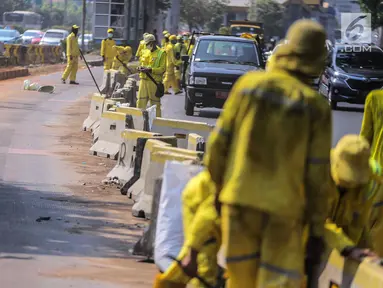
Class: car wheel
185,93,194,116
328,87,337,110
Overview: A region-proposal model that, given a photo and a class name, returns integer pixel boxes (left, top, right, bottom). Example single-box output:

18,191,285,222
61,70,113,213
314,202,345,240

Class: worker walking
61,25,80,85
101,28,116,71
163,35,181,95
360,90,383,167
112,45,133,74
203,20,332,288
136,34,166,117
174,35,187,88
161,30,169,48
135,33,149,59
188,37,195,57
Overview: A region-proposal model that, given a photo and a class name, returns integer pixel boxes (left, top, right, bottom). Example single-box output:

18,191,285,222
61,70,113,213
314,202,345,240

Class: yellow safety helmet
176,35,182,40
169,35,177,41
144,34,156,44
107,28,114,33
72,24,79,29
165,33,170,38
163,30,169,36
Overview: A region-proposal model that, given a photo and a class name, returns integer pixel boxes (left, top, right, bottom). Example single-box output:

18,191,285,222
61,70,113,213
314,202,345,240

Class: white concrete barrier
132,151,200,219
151,118,214,148
106,129,161,185
187,133,205,151
83,93,105,131
89,112,127,159
116,105,156,131
129,139,173,201
92,97,126,143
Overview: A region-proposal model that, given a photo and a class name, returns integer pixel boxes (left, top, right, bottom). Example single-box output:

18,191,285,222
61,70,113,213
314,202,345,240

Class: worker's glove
102,56,105,62
305,236,325,266
341,246,378,261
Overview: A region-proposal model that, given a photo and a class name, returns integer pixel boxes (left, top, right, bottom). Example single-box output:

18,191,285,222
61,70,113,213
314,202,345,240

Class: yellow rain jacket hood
267,20,327,78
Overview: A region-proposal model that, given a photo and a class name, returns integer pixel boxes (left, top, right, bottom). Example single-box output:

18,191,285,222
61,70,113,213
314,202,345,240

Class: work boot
70,81,79,85
61,78,66,84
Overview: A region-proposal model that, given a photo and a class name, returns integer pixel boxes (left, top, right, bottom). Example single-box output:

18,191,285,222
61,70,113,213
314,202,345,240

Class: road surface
0,67,364,287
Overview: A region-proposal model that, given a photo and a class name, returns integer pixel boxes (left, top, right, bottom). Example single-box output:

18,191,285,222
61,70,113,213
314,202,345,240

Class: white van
40,29,69,46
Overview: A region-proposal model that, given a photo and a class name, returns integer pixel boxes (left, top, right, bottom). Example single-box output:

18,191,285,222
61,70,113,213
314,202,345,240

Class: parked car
77,34,93,52
31,32,44,45
0,29,21,44
319,43,383,109
40,29,69,46
182,35,265,116
22,30,43,45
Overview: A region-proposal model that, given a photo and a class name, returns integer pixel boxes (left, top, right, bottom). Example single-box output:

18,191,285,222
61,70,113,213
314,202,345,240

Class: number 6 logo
346,15,367,42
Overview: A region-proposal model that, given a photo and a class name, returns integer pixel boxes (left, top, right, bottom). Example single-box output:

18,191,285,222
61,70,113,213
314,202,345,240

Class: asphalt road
0,67,364,287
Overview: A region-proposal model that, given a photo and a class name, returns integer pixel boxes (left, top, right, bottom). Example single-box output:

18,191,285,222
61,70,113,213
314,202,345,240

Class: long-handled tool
79,49,102,95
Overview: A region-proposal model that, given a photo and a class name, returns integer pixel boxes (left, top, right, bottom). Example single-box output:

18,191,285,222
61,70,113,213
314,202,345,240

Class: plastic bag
154,161,203,272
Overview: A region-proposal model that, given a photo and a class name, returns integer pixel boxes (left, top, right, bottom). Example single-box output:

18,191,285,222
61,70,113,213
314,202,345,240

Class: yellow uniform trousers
103,57,114,70
136,79,161,117
164,70,180,94
62,56,79,82
222,204,305,288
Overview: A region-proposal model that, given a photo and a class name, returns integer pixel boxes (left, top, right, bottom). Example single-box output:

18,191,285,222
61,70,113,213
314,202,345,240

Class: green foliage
0,0,32,23
51,25,71,32
248,0,285,37
12,25,26,34
358,0,383,29
180,0,227,31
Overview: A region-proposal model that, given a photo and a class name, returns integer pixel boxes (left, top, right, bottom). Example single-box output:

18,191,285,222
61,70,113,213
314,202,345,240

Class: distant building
327,0,361,23
223,0,249,26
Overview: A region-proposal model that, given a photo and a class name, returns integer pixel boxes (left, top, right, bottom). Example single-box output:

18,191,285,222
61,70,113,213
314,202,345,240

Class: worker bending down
101,28,116,71
163,35,181,95
112,45,133,74
154,170,221,288
204,20,332,288
136,34,166,117
61,25,80,85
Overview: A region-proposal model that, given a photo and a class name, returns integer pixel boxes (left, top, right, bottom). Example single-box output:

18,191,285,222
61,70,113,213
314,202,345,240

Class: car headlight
194,77,207,85
333,71,348,80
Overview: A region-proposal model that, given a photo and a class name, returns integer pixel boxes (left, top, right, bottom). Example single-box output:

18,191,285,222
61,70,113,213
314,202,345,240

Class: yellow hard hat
165,33,170,38
163,30,169,35
176,35,182,40
107,28,114,33
143,32,149,37
72,25,79,29
331,134,371,187
169,35,177,41
144,34,156,44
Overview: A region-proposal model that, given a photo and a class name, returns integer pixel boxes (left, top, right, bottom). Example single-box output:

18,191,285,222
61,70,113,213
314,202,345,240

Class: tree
180,0,227,31
248,0,285,37
0,0,32,23
358,0,383,29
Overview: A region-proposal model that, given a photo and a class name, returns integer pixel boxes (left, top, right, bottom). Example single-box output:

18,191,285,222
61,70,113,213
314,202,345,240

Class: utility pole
64,0,68,25
82,0,86,52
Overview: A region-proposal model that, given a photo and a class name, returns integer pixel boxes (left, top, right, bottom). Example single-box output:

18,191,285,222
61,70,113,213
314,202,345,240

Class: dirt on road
46,95,157,287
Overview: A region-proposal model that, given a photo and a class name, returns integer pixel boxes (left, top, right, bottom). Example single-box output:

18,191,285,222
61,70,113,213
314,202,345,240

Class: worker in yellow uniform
163,35,181,95
101,28,116,71
136,34,166,117
323,135,380,260
135,32,149,59
162,30,169,48
203,20,332,288
112,45,133,74
187,37,195,57
61,25,80,85
360,90,383,167
183,32,191,49
174,35,186,88
154,170,221,288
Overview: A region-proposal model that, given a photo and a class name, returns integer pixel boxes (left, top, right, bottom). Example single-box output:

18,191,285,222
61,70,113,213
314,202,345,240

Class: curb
0,68,29,81
87,60,103,67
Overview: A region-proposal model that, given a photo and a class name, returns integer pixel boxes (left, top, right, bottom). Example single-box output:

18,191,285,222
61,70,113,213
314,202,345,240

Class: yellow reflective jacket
112,46,132,73
182,170,221,251
101,38,116,59
139,47,166,82
188,45,194,57
135,40,145,58
66,32,80,57
205,68,333,237
360,90,383,167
